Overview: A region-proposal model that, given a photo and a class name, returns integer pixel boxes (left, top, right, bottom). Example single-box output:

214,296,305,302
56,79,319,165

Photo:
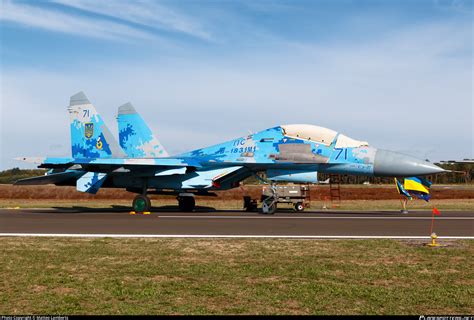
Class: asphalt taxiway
0,208,472,238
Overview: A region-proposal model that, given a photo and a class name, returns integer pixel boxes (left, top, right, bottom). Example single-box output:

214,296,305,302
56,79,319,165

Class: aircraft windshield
335,134,369,148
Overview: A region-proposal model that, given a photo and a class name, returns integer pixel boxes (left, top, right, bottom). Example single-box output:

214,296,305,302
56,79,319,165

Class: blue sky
0,0,472,169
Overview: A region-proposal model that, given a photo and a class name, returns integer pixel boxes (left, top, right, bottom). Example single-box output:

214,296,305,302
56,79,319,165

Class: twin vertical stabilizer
117,102,168,158
68,92,167,160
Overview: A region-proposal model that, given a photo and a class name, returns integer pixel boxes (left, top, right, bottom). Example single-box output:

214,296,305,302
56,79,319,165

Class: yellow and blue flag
394,178,412,200
397,177,432,201
405,177,431,201
404,177,430,194
395,177,432,202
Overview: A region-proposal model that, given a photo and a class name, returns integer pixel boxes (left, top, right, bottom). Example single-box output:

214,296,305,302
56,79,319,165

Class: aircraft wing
38,157,204,172
14,170,84,185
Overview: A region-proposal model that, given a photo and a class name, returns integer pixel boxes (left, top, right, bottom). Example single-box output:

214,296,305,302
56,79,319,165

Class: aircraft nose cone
374,149,445,177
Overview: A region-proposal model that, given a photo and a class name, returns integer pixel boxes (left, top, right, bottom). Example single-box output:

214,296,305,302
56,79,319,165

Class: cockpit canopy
281,124,369,148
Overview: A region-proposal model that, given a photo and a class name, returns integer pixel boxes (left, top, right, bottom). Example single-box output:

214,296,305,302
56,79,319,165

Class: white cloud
0,0,153,41
1,7,472,169
52,0,212,41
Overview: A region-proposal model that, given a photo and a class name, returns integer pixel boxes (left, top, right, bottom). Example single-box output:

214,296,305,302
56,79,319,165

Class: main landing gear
130,184,196,213
132,194,151,214
130,194,151,214
131,180,152,214
177,194,195,212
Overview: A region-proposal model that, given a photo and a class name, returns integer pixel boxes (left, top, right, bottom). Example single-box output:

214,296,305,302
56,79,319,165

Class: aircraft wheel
266,202,277,214
133,195,151,213
261,199,277,215
294,202,305,212
243,196,257,212
178,196,195,212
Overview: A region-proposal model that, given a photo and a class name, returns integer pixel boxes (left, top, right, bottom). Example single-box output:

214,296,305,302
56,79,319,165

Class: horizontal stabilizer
14,171,83,185
76,172,107,194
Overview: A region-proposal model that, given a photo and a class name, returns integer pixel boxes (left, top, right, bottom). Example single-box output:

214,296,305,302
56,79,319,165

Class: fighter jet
15,92,445,213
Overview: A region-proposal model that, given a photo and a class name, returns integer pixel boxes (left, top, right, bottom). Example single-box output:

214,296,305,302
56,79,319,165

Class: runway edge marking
0,233,473,239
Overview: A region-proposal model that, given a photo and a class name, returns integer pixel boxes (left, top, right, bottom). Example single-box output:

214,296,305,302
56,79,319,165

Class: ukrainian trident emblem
84,123,94,139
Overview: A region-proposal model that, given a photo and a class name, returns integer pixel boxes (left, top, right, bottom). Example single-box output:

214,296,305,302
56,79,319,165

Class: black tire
294,202,304,212
178,196,195,212
244,196,258,212
267,202,277,214
133,195,151,213
145,196,152,211
243,196,252,211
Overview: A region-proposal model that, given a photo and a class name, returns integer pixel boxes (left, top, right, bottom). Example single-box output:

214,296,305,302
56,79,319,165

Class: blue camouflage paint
24,91,444,196
18,92,446,196
176,126,374,176
76,172,107,194
119,123,136,150
117,103,168,158
44,122,379,192
70,118,114,158
47,123,378,191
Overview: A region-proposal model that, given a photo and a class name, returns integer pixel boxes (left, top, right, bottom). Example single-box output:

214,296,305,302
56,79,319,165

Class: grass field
1,238,472,315
1,198,473,211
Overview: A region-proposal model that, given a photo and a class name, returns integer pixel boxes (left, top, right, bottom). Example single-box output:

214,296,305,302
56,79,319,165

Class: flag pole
430,209,435,235
428,207,441,247
430,207,441,235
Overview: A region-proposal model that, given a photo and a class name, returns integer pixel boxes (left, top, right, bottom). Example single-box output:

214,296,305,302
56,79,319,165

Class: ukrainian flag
394,177,432,202
394,178,412,200
404,177,432,202
404,177,430,194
